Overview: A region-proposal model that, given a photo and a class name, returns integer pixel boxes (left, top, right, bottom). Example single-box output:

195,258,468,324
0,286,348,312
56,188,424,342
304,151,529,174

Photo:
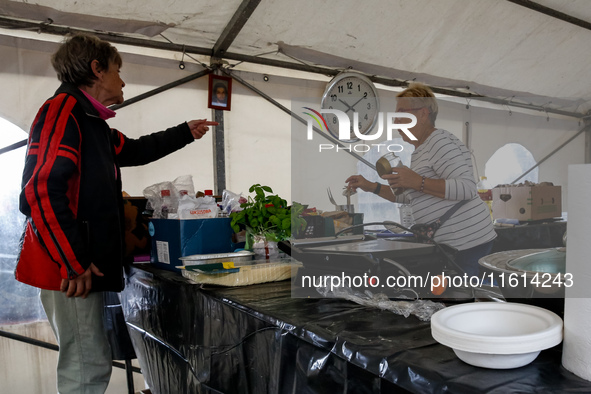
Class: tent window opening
484,143,538,187
0,117,45,325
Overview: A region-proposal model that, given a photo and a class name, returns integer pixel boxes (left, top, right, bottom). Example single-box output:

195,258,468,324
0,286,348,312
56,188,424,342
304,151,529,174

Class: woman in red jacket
16,33,217,394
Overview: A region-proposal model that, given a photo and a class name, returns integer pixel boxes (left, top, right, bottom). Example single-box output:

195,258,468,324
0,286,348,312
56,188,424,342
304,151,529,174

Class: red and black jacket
16,83,195,292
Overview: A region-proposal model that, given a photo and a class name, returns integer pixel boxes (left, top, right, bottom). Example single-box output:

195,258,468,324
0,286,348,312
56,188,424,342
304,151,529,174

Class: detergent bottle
477,176,493,220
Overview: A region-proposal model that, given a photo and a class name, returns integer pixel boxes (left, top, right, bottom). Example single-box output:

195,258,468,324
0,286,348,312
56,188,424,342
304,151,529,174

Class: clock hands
349,96,365,111
339,96,367,113
338,99,354,113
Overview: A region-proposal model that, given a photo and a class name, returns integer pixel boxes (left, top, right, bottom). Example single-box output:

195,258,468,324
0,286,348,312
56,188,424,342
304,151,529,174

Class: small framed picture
208,74,232,111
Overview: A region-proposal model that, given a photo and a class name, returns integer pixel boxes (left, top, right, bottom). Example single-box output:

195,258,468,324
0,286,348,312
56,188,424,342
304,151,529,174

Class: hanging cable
178,45,185,69
227,49,279,69
158,34,212,70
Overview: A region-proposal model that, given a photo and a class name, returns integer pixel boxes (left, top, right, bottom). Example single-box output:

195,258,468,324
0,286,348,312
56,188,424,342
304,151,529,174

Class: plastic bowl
431,302,563,369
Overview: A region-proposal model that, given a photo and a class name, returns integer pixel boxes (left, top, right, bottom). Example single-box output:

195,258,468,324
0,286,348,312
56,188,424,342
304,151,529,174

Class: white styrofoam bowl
431,302,563,369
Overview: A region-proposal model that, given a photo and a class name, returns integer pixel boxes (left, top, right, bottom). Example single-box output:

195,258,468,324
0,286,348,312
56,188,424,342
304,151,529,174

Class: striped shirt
398,129,496,250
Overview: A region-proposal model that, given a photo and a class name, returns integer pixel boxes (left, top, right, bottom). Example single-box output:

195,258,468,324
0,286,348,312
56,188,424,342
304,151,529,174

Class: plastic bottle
477,176,493,220
399,204,415,229
160,189,173,218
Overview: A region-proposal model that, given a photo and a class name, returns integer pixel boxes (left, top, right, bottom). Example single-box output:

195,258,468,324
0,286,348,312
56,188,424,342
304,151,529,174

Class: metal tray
180,250,255,265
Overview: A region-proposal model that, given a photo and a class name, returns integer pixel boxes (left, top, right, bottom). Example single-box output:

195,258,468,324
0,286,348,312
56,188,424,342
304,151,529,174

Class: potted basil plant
230,184,306,258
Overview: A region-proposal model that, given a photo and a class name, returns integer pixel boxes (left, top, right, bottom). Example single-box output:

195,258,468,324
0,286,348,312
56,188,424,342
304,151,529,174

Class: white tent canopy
1,0,591,116
0,0,588,207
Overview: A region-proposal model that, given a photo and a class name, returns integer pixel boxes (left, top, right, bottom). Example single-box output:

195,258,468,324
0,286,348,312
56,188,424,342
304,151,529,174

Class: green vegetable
230,184,307,243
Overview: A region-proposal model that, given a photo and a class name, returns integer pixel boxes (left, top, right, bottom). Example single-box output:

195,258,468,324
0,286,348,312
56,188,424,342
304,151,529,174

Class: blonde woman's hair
396,82,438,125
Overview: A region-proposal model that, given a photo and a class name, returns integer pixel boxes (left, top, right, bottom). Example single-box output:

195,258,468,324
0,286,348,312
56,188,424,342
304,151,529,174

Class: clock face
320,72,380,143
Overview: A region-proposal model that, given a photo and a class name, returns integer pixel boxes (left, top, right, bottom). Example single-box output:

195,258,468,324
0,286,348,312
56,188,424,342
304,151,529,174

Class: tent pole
212,0,262,58
507,0,591,32
511,123,591,184
110,69,211,111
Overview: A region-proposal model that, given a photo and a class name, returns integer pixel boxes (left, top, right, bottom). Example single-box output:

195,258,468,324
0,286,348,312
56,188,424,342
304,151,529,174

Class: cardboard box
148,218,235,272
492,185,562,221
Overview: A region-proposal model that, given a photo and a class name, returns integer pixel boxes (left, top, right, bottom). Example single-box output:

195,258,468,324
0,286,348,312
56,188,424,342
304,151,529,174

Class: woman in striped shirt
346,83,496,277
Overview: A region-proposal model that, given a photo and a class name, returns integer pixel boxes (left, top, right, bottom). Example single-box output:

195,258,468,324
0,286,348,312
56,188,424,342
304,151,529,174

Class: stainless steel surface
479,248,565,297
507,248,565,274
343,186,356,213
304,238,436,257
180,250,255,265
346,192,351,213
336,204,355,213
291,234,365,247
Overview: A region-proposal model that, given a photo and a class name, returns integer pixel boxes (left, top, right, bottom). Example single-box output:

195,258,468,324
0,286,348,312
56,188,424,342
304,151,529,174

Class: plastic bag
143,176,197,219
252,235,280,260
316,286,446,321
177,195,218,219
221,189,245,216
173,174,195,197
143,181,176,218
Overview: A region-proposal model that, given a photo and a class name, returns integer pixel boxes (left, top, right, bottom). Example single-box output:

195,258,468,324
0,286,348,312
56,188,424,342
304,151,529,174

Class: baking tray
181,258,301,287
180,250,255,265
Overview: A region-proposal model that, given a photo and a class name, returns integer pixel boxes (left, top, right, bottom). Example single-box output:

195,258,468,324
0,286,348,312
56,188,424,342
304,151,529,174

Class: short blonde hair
396,82,438,125
51,34,122,87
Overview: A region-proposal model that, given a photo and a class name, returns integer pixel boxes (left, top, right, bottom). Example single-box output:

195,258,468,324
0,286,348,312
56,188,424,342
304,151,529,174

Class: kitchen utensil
375,152,404,195
342,186,356,213
336,204,355,213
327,187,339,210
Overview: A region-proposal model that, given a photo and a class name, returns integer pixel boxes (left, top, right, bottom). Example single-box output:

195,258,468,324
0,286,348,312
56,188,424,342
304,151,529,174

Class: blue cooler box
148,217,234,272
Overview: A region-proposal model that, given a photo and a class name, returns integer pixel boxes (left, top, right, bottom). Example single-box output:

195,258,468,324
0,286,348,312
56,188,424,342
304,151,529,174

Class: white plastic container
431,302,563,369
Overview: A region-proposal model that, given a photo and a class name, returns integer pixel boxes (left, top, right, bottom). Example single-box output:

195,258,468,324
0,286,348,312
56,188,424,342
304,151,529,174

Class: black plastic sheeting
492,221,566,252
103,291,137,361
120,265,591,394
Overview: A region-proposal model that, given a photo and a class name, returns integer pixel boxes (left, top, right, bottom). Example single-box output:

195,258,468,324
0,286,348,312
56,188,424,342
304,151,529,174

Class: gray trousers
40,289,112,394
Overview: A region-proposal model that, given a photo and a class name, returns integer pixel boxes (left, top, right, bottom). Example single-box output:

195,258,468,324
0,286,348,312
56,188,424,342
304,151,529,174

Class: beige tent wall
0,34,584,210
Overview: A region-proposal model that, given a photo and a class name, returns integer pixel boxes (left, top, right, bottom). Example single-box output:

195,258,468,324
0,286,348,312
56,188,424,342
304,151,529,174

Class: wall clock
320,71,380,143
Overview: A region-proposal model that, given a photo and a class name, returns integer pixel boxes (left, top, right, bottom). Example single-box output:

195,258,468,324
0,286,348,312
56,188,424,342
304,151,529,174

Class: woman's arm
381,167,447,199
345,174,398,203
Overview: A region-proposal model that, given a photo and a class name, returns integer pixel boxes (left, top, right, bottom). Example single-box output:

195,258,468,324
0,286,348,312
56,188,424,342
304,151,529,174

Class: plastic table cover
120,265,591,394
492,221,567,252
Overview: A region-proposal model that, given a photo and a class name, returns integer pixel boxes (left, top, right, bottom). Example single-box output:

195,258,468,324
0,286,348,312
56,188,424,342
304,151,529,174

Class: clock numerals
321,72,379,142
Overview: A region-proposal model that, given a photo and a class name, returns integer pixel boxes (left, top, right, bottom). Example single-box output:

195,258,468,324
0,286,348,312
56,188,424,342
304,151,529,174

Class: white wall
0,33,584,211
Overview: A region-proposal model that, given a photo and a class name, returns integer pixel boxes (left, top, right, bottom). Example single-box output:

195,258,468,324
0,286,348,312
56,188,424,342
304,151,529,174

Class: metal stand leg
125,359,135,394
